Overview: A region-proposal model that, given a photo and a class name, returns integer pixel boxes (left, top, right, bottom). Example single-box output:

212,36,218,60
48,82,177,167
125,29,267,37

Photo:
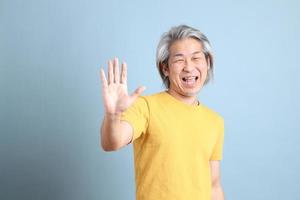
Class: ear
160,63,169,77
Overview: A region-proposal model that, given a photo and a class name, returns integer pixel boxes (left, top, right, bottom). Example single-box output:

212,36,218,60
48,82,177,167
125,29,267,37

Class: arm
99,58,145,151
100,113,133,151
210,160,225,200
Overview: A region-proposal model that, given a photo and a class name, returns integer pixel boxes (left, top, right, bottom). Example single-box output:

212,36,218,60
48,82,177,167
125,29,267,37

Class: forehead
169,38,203,57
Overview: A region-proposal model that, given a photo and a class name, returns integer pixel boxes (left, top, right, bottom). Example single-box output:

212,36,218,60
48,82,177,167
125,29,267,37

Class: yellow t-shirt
121,91,224,200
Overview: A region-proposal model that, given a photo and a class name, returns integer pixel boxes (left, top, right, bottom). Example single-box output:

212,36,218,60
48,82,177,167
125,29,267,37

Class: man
100,25,225,200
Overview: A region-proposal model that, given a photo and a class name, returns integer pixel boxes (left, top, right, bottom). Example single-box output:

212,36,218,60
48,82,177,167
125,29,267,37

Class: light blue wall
1,0,300,199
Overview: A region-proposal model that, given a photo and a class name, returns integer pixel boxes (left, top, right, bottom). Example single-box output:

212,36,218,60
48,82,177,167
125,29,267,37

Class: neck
167,89,199,106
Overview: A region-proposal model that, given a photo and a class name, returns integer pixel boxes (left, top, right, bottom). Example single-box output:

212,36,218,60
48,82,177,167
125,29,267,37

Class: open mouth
180,76,199,88
182,76,199,82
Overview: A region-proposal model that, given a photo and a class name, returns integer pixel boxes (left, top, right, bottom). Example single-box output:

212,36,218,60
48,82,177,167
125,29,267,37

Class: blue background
1,0,299,199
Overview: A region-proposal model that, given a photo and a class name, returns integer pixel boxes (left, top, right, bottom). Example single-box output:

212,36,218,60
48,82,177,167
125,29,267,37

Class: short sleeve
210,118,224,160
120,96,149,142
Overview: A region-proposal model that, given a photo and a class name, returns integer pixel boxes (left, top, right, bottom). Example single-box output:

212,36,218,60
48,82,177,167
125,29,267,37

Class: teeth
182,76,198,81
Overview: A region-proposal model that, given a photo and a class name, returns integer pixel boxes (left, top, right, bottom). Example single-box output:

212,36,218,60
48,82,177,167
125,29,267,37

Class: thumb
130,86,146,100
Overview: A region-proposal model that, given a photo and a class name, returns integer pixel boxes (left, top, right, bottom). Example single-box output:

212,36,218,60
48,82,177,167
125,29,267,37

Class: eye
192,57,202,61
174,59,184,63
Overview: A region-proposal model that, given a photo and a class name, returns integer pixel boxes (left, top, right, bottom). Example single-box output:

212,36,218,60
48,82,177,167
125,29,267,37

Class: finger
114,57,120,83
130,86,146,100
120,61,127,84
100,68,108,88
108,60,114,84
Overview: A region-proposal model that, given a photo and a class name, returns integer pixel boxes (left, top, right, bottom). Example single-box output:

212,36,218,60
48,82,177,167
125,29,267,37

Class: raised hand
100,58,146,115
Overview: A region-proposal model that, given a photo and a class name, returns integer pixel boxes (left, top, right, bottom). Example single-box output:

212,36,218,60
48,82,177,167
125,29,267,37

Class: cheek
201,68,208,77
197,66,208,81
196,64,206,72
199,60,209,68
198,61,209,71
168,65,182,76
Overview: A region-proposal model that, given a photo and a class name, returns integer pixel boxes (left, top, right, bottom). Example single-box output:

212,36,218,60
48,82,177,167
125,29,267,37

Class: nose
183,59,195,72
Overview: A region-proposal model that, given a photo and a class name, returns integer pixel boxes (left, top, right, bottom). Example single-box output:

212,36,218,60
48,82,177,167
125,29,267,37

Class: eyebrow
172,51,203,57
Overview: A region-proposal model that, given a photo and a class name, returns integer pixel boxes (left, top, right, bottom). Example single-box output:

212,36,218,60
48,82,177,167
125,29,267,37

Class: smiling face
162,38,210,100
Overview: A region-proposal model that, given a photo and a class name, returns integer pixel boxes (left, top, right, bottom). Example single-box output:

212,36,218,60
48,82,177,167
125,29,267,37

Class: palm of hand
100,58,145,115
103,82,131,114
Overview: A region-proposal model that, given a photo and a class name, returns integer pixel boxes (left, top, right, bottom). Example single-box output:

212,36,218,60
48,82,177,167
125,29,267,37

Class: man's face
163,38,209,97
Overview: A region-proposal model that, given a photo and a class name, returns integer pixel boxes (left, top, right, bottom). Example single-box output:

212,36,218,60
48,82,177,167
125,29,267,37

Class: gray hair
156,24,214,88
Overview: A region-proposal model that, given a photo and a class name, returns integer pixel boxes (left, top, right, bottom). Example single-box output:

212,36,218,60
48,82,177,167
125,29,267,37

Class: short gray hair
156,24,214,88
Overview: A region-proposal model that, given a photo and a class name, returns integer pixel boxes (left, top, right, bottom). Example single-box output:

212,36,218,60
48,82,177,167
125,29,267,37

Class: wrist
105,112,122,120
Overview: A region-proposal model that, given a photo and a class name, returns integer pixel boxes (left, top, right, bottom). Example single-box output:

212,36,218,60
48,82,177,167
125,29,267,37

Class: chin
183,85,203,95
